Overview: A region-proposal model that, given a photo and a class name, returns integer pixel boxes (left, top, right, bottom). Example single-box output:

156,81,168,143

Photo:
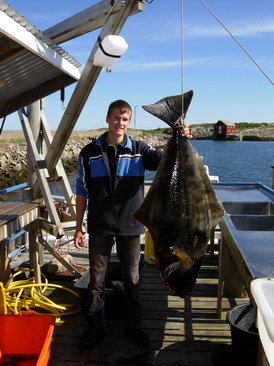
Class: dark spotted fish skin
134,91,224,297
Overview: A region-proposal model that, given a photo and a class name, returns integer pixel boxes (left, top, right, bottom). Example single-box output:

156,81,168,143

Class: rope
53,229,73,259
199,0,274,86
180,0,185,125
103,0,119,26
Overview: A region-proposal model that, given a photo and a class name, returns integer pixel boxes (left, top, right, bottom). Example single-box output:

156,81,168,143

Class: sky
2,0,274,130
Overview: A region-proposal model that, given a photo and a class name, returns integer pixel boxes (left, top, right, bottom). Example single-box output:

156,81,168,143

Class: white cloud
233,22,274,37
113,57,221,72
29,11,70,22
187,21,274,38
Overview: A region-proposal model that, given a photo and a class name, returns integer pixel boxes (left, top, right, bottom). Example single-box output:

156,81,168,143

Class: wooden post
224,250,247,298
217,234,226,319
19,109,64,234
44,0,143,44
26,101,44,264
272,165,274,190
27,221,42,284
27,101,43,200
0,239,11,286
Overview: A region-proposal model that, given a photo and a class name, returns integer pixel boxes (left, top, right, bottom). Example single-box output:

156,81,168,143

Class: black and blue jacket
76,132,162,235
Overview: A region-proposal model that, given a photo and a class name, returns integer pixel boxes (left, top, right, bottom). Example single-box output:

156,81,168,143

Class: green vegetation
145,122,274,132
0,170,27,190
190,123,214,128
235,122,271,130
130,122,274,134
138,127,167,134
0,138,26,144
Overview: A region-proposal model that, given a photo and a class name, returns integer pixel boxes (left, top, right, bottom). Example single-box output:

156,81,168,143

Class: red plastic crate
0,313,55,366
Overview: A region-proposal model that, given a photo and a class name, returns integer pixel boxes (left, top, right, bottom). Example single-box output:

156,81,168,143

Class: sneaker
124,328,150,347
78,329,106,350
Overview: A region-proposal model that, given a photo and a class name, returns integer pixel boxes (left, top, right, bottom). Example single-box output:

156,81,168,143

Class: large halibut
134,90,224,297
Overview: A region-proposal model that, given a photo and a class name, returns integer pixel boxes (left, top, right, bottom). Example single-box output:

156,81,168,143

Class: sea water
67,140,273,190
2,140,274,201
192,140,273,187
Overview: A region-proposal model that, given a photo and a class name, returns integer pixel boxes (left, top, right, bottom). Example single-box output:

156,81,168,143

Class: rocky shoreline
0,134,168,190
0,129,273,190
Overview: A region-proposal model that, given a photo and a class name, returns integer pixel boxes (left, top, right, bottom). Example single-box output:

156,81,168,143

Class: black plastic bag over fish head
142,90,193,128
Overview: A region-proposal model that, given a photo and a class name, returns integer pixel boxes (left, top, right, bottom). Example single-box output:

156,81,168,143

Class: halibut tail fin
142,90,193,127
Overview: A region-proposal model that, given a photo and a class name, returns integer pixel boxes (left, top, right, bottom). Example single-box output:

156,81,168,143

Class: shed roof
216,120,236,127
0,1,81,119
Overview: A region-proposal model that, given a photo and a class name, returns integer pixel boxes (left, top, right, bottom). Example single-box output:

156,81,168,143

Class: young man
74,100,191,350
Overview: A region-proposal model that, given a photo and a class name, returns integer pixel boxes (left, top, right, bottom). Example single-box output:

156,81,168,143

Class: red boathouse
213,120,236,139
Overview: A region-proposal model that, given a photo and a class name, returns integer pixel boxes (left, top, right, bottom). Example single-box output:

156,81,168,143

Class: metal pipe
5,230,26,245
0,182,27,195
134,105,138,130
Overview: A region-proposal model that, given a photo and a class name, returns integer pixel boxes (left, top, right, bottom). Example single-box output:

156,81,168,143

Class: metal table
213,183,274,318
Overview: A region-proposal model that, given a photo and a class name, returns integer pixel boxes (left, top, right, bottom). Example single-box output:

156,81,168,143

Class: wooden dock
12,249,248,366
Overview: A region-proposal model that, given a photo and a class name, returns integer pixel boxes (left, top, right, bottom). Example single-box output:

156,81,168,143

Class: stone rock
13,163,22,171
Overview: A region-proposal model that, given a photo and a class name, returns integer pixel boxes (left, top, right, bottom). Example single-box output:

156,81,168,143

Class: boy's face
106,107,131,138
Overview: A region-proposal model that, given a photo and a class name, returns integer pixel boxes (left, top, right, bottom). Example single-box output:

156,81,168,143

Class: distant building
213,120,236,139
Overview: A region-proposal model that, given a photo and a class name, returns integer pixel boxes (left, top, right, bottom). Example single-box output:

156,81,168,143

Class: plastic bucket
144,229,155,264
226,303,259,364
74,259,144,320
0,313,55,366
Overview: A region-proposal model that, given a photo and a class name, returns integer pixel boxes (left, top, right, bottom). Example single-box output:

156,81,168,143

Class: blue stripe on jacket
76,154,88,197
117,154,145,177
88,155,109,177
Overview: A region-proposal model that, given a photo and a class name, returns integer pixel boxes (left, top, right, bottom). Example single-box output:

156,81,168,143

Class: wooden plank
44,0,144,44
28,222,41,284
19,109,64,234
0,201,37,216
40,111,76,220
0,238,10,285
6,249,252,365
26,101,42,199
0,202,38,240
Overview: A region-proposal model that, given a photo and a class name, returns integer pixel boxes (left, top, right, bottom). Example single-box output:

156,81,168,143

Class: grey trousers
86,235,142,330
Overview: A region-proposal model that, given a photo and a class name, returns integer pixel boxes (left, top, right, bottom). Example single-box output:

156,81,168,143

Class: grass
0,138,26,144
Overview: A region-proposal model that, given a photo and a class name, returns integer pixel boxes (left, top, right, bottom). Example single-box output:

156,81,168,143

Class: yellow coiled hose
2,269,81,321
